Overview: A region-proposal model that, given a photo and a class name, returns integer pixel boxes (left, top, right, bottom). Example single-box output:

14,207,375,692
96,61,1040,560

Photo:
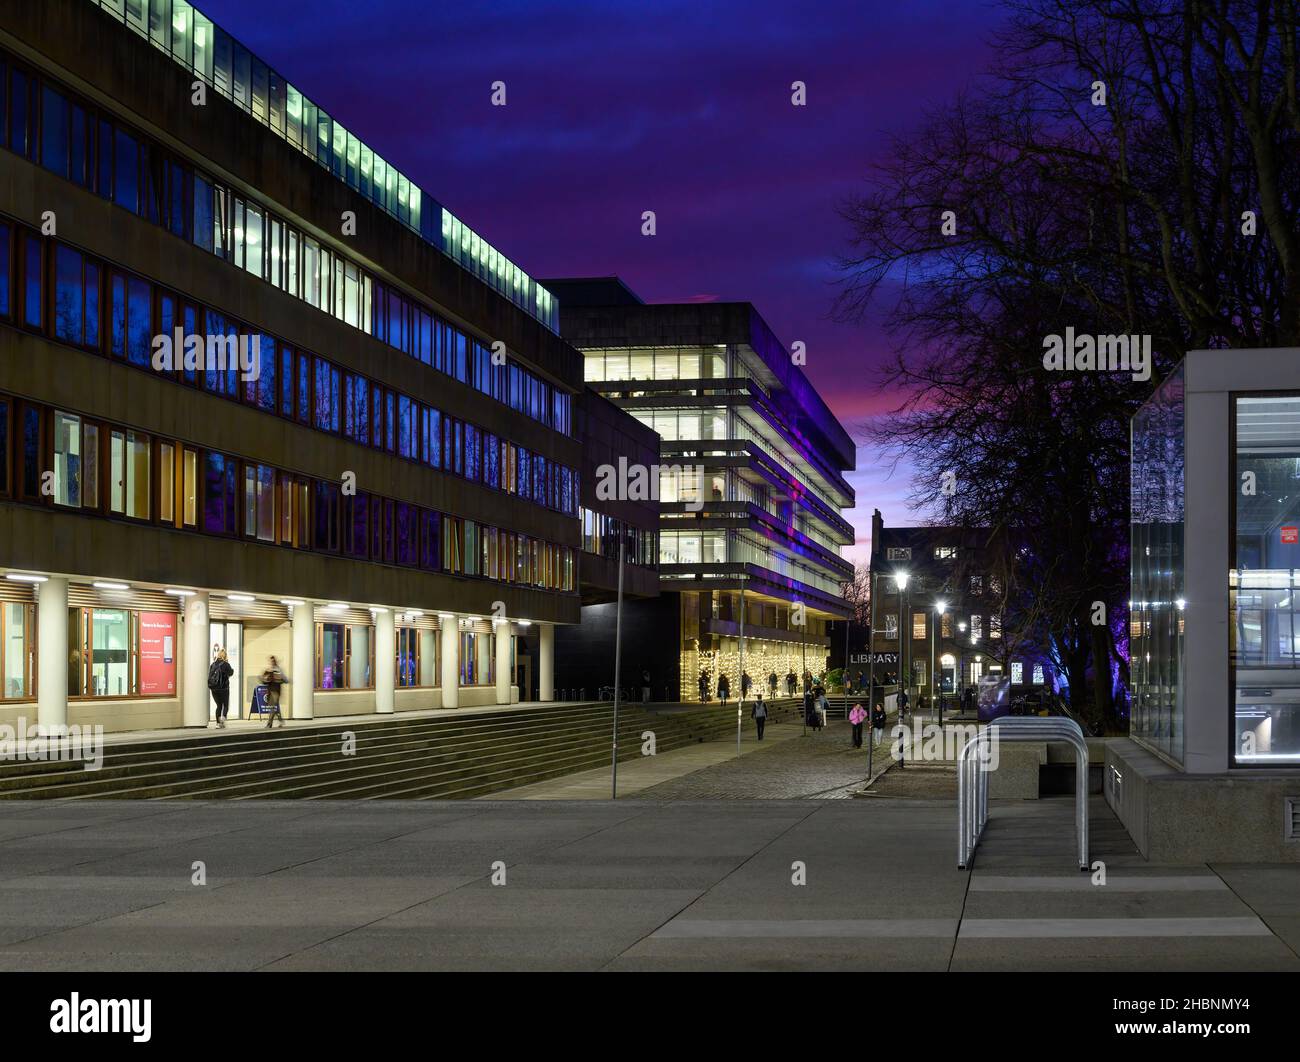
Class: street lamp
934,600,946,728
957,621,968,710
893,570,909,768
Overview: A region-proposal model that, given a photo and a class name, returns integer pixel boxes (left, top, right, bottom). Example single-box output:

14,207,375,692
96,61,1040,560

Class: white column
539,622,554,702
182,592,210,728
375,609,395,714
36,577,68,734
291,601,314,720
440,617,459,709
494,621,512,705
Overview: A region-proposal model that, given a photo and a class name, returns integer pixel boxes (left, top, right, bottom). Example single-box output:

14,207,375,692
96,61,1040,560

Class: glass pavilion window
1131,365,1185,764
1232,394,1300,764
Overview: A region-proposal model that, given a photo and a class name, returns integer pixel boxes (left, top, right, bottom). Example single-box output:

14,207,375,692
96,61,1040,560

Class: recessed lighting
516,620,532,627
5,573,47,583
228,594,255,603
164,588,195,597
369,607,388,614
325,602,347,611
93,581,129,591
280,598,305,607
437,613,455,620
406,609,423,617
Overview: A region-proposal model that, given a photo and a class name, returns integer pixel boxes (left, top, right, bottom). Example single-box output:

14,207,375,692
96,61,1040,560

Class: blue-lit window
53,245,83,345
40,84,67,178
0,222,10,319
313,357,339,433
113,128,138,213
22,234,41,330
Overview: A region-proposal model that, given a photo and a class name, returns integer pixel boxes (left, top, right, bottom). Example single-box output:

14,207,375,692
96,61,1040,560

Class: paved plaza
0,792,1296,971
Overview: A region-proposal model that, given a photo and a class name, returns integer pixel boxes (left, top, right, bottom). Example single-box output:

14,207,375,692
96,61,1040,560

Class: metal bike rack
957,717,1090,871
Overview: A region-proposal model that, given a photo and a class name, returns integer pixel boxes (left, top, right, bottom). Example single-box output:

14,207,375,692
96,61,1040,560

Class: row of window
0,47,570,431
84,1,558,331
0,220,579,517
882,613,1004,641
1,396,578,591
0,605,509,702
579,508,658,567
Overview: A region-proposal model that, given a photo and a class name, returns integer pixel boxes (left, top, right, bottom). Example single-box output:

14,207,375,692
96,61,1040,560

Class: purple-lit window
203,451,238,535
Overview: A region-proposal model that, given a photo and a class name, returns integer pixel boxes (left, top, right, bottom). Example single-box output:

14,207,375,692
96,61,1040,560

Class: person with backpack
849,702,867,748
751,693,769,740
208,649,234,728
261,656,289,728
871,702,887,746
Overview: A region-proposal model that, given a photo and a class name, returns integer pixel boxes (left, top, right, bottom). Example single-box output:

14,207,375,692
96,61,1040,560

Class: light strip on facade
4,573,47,583
93,582,130,591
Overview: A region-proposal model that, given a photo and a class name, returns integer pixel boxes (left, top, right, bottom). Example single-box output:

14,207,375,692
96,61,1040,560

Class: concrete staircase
0,700,802,801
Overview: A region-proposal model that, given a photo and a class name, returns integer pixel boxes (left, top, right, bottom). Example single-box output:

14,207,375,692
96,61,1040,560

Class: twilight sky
201,0,1006,564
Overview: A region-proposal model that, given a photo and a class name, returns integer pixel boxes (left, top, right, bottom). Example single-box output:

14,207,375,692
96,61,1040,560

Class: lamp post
933,600,946,729
957,620,967,711
894,569,909,768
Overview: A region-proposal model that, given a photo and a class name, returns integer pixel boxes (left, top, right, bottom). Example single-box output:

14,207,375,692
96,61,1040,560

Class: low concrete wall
1105,738,1300,863
0,698,183,734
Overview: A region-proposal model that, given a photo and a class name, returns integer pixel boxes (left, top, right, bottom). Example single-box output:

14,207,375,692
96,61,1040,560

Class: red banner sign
139,612,177,695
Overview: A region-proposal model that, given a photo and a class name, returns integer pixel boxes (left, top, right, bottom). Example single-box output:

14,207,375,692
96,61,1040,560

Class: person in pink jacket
849,702,868,748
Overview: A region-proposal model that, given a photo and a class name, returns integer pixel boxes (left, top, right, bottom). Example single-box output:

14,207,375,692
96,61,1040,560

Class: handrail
958,718,1089,871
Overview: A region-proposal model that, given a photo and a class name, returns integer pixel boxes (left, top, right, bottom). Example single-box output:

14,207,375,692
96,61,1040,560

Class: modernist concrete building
546,278,856,703
0,0,587,732
1114,348,1300,861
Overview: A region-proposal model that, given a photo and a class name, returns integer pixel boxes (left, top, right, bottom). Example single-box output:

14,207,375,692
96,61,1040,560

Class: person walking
208,649,234,728
261,655,288,728
717,673,730,705
786,670,797,697
898,686,910,719
698,670,710,703
871,701,887,746
741,671,752,700
768,671,778,698
849,702,867,748
815,688,829,730
751,693,769,741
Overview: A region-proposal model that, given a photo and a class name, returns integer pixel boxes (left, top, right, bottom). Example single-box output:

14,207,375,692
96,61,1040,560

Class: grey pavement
0,796,1297,970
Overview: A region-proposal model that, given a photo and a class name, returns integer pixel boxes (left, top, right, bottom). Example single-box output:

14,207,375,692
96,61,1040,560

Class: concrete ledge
1105,738,1300,863
988,743,1046,799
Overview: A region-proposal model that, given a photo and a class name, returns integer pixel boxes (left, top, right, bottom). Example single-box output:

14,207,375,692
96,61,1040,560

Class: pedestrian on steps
262,656,288,728
717,673,731,705
208,649,234,728
752,693,769,740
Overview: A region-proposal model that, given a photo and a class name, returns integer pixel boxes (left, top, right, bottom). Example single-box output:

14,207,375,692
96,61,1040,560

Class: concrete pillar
182,592,210,728
440,617,459,709
375,609,395,714
539,622,554,702
291,601,314,720
36,576,68,734
494,622,512,705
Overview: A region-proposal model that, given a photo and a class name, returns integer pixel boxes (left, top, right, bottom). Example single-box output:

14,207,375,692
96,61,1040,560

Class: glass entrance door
208,621,243,720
